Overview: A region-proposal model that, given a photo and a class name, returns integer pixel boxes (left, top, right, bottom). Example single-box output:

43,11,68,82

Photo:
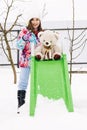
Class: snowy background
0,0,87,129
0,66,87,130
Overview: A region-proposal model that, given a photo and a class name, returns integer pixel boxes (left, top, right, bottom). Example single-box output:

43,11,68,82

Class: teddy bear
35,30,62,60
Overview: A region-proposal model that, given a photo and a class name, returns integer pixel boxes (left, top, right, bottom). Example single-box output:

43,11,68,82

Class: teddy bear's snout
45,42,50,46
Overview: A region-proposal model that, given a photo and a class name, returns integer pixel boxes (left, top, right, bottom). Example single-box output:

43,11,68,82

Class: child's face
31,18,40,29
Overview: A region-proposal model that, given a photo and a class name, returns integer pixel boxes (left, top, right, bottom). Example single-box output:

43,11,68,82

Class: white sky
0,0,87,23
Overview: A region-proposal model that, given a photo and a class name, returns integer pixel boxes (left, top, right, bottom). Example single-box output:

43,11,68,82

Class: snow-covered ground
0,66,87,130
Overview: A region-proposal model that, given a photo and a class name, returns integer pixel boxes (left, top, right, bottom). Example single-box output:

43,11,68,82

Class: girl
16,15,43,113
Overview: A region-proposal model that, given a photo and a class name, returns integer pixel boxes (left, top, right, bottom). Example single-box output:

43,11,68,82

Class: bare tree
0,0,22,84
0,0,48,84
66,0,87,84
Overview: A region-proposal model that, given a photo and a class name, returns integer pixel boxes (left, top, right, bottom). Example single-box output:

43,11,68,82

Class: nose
46,42,49,45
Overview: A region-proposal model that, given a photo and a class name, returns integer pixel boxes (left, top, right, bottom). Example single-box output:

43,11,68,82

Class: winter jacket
16,28,40,67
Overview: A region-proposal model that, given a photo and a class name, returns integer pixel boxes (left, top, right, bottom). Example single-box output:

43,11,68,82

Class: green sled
30,54,74,116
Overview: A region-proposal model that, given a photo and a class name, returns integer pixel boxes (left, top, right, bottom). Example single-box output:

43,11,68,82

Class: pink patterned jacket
16,28,40,67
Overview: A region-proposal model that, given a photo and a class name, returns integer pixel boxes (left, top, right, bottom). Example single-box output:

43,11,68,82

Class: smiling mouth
33,24,38,26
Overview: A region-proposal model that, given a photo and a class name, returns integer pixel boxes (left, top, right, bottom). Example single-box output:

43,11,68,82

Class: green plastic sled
30,54,74,116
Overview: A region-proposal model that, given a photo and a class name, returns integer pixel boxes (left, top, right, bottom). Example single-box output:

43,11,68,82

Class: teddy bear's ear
38,31,44,38
54,31,59,40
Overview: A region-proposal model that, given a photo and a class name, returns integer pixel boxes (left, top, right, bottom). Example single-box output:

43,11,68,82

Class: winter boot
17,90,26,113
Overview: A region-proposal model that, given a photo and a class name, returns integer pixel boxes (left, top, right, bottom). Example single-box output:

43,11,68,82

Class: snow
0,66,87,130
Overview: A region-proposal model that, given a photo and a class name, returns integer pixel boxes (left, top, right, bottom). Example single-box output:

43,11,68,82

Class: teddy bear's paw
54,54,61,60
35,55,41,60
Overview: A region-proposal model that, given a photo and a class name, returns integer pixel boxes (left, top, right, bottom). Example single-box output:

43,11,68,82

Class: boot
17,90,26,108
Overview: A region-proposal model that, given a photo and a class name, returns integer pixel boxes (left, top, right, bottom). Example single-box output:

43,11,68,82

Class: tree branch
73,34,85,46
7,14,22,33
72,42,86,59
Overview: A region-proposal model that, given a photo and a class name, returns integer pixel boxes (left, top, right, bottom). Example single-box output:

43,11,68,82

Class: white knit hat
28,10,41,21
24,11,41,26
28,9,41,20
24,1,43,25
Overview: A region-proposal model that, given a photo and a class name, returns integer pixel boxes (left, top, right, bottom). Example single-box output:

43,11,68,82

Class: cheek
37,21,40,25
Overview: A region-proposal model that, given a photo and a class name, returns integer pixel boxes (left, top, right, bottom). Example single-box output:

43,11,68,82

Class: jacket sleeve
16,28,28,50
22,32,37,45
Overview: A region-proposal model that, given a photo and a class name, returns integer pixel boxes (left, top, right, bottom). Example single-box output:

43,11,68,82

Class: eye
43,40,45,42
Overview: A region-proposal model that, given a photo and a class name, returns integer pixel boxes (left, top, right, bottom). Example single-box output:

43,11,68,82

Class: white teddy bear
35,30,62,60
